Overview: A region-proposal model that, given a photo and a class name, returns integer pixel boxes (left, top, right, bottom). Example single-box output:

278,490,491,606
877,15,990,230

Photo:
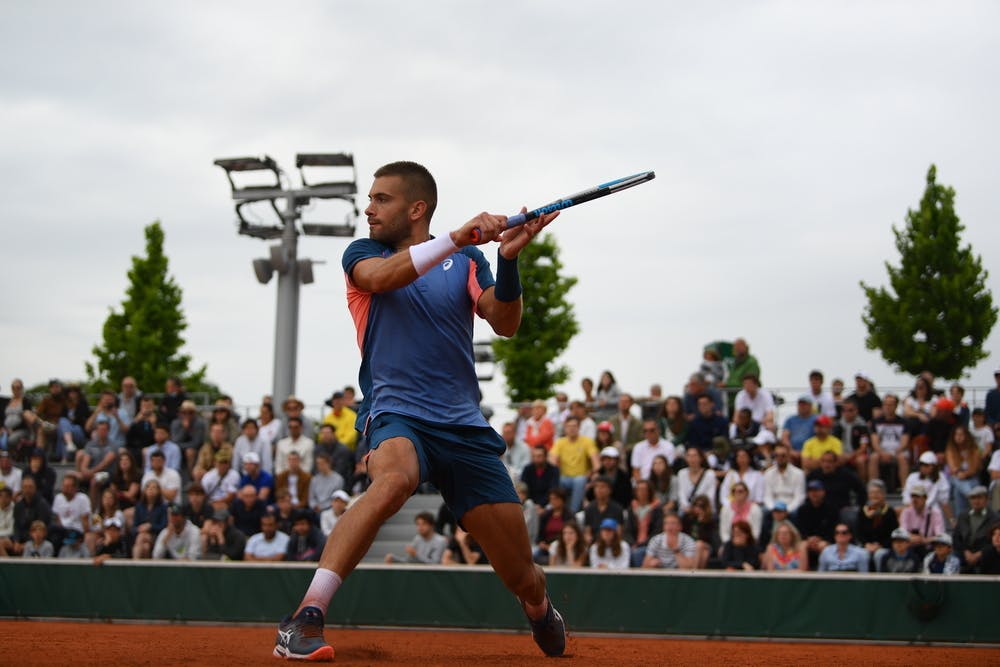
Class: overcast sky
2,1,998,417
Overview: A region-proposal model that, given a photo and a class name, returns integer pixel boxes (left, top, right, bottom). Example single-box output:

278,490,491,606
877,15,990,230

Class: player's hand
452,212,507,247
498,208,559,260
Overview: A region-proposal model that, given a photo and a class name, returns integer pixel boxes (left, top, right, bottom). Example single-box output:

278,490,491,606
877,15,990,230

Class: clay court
3,620,998,666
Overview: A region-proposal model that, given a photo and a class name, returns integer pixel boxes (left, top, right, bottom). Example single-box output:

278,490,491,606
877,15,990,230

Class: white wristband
410,234,459,276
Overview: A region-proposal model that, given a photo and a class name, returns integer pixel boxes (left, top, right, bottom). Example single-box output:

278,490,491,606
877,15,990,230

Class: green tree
860,165,996,379
493,234,579,404
86,221,218,395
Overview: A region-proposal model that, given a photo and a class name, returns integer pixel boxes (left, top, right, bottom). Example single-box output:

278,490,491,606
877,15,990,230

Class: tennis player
273,161,566,660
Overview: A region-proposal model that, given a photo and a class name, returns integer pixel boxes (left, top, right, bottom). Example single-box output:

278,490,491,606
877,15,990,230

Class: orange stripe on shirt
345,272,371,352
467,257,487,318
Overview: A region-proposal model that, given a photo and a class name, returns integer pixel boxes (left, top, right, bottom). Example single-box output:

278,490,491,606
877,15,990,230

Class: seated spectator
658,396,688,447
589,518,630,569
194,423,234,483
308,453,345,515
677,447,718,514
21,520,54,558
818,523,868,572
699,345,726,387
443,527,489,565
285,509,323,562
75,420,119,507
594,373,624,423
276,451,312,510
952,485,996,573
923,533,960,575
139,450,181,504
0,450,23,495
763,520,807,572
801,415,842,472
93,517,131,564
719,481,763,543
232,418,274,474
107,450,142,512
687,394,730,461
230,484,267,537
152,503,201,560
806,451,867,519
51,474,92,548
898,483,944,559
201,450,241,510
385,512,448,565
924,398,957,462
733,374,775,433
132,479,168,559
849,372,883,422
833,399,873,481
57,528,89,559
902,452,952,525
85,488,126,556
275,415,315,475
728,408,775,462
720,448,765,505
534,488,573,565
758,501,792,550
244,511,289,562
683,373,725,421
548,416,599,513
500,421,531,481
645,455,678,512
969,408,994,459
868,394,908,488
593,421,625,469
520,445,560,509
200,508,246,561
0,484,14,555
12,476,51,555
23,449,56,504
625,480,664,567
718,520,760,571
794,480,838,569
681,494,719,569
320,490,351,538
903,376,934,436
547,521,587,568
524,399,556,451
125,396,157,463
170,399,206,474
781,395,818,459
763,444,805,513
855,479,898,566
877,528,922,573
978,523,1000,575
946,425,982,517
270,490,296,536
642,513,697,569
516,483,539,547
581,475,625,544
584,447,633,509
142,424,182,474
182,483,210,529
239,452,275,503
321,391,358,452
630,420,677,482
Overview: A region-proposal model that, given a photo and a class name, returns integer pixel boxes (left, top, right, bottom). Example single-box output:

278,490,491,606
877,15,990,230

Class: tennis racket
470,170,656,242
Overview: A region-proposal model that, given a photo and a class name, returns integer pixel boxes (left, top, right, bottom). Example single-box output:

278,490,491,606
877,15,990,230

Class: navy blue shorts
366,413,519,523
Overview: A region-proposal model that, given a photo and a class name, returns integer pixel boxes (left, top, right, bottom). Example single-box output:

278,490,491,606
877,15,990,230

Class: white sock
297,569,342,616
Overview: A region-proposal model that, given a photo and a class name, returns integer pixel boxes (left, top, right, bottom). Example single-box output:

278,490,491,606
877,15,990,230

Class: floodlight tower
213,153,359,410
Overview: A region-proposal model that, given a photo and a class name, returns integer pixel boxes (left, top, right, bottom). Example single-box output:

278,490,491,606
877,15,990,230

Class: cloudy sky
2,1,998,418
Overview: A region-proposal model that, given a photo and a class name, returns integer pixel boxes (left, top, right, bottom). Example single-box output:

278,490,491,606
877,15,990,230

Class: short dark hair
373,161,438,221
242,419,258,429
415,511,435,525
809,370,824,381
287,416,303,426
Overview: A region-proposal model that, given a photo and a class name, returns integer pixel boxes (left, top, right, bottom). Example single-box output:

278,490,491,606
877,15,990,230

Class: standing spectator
244,511,289,562
51,474,92,545
794,480,838,568
201,450,240,509
677,448,718,514
547,521,587,568
818,523,868,572
285,510,323,563
855,480,899,566
117,376,143,422
275,417,315,476
630,420,676,481
239,452,274,503
721,338,761,401
321,391,358,452
200,508,246,561
385,512,448,565
898,484,944,559
625,480,664,567
719,481,762,544
170,400,206,475
781,395,818,457
0,450,22,496
232,419,274,475
589,518,630,569
849,372,883,422
762,520,807,572
801,416,842,473
524,400,555,451
720,448,765,505
952,485,996,573
869,394,909,490
152,503,201,560
763,444,805,513
194,423,234,483
314,424,354,484
642,513,697,569
21,520,54,558
230,484,268,537
806,370,837,419
593,371,621,421
946,425,982,517
319,491,350,538
140,450,180,504
131,479,168,559
687,394,730,461
158,377,187,427
500,421,531,481
718,520,760,571
877,528,922,573
308,453,345,515
581,476,625,544
733,374,775,433
548,416,599,513
922,533,960,575
143,424,182,474
276,451,312,510
12,476,51,554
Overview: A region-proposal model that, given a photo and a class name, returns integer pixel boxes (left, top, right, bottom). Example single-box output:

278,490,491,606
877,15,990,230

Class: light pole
213,153,359,411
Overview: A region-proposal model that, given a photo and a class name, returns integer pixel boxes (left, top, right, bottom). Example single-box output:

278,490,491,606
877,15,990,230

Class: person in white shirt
807,370,838,419
245,512,290,561
500,421,531,481
152,504,202,560
630,420,677,481
762,444,806,512
677,448,718,513
569,401,597,441
719,448,765,505
588,518,630,569
319,491,351,537
0,451,23,496
733,374,775,432
140,450,182,503
274,417,315,475
233,419,275,475
52,474,92,535
201,452,241,507
970,408,995,457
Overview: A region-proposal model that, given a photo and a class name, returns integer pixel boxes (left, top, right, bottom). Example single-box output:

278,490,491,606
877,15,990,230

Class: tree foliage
860,165,996,379
493,234,579,404
86,221,218,395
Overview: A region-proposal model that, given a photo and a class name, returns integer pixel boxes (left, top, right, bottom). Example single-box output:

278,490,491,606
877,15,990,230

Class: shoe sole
272,645,335,661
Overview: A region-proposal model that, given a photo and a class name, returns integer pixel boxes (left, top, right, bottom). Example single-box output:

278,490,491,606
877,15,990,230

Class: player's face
366,175,416,246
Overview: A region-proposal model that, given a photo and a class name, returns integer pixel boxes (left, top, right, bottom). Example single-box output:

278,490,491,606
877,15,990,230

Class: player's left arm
478,209,559,337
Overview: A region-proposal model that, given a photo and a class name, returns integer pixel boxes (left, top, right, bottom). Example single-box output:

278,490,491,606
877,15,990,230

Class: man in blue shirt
782,395,818,454
818,522,870,572
274,161,565,661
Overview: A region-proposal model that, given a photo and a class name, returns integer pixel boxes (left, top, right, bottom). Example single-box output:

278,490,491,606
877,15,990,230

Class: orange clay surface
1,620,997,666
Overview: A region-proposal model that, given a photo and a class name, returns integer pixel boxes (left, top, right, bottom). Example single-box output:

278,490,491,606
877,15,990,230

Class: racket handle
469,212,530,243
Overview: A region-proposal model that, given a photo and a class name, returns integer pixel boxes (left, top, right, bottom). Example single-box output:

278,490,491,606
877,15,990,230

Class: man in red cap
801,415,843,472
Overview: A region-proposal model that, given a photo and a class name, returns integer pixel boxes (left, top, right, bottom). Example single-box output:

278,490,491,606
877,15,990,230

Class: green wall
1,561,998,643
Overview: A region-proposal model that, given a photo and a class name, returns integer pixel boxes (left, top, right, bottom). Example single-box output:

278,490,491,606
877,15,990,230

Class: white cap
332,490,350,502
243,452,261,465
599,446,620,458
918,451,938,466
855,371,871,382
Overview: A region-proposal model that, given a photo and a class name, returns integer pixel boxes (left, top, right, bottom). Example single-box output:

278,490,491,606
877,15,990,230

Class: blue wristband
494,252,522,302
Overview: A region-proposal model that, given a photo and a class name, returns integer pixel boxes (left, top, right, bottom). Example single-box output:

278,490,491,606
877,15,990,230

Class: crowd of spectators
2,343,1000,579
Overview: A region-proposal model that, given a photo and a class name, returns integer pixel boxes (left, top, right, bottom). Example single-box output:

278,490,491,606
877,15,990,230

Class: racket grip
469,212,530,243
